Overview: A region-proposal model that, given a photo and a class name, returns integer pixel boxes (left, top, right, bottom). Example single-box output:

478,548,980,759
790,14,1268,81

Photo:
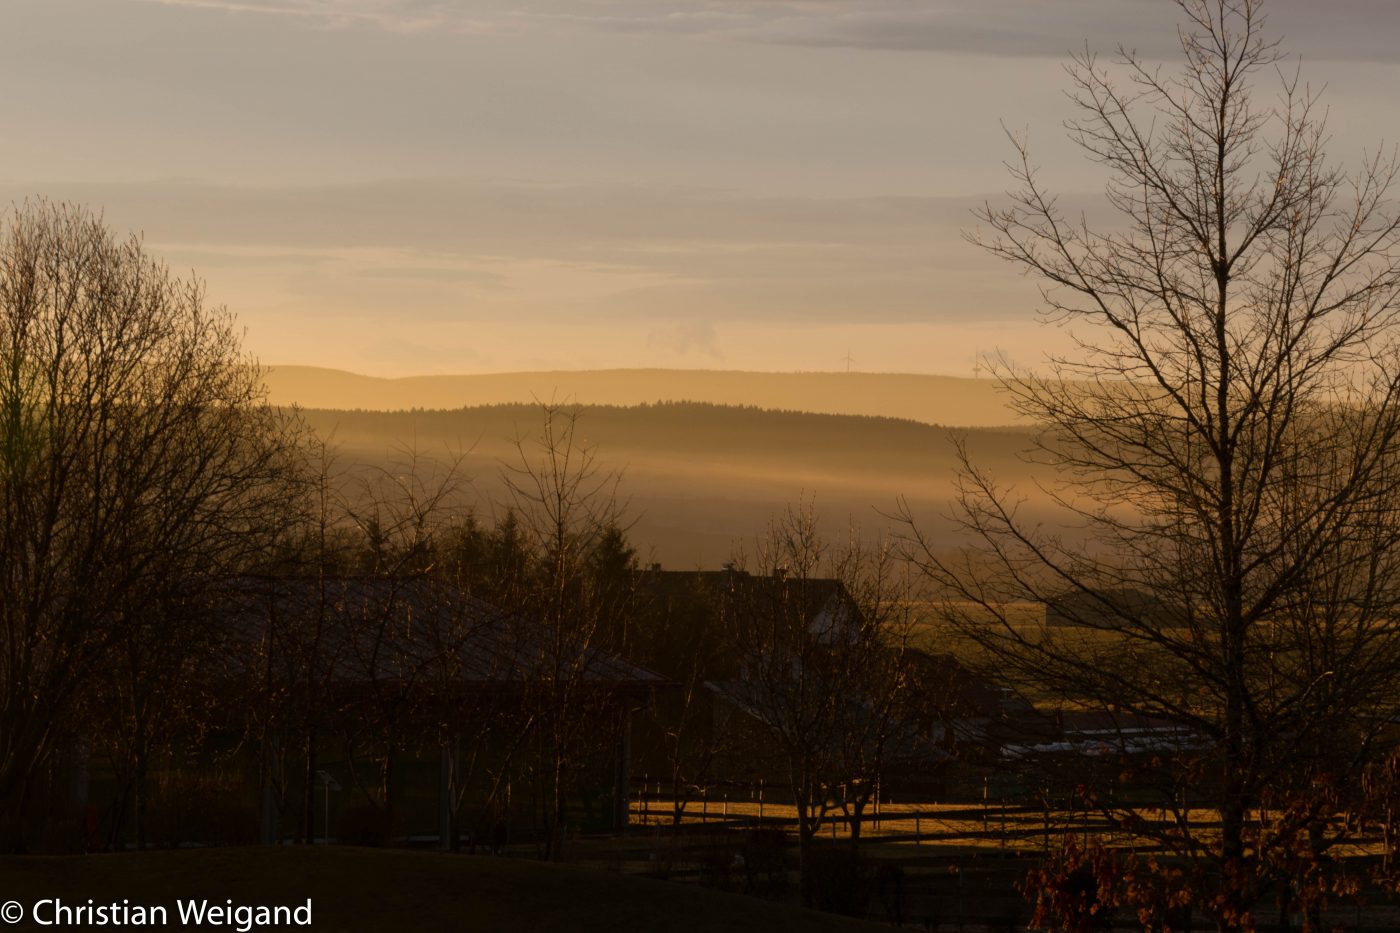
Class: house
628,569,1023,797
85,575,667,849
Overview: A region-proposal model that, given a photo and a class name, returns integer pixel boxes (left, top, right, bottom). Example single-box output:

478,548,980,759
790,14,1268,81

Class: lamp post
316,770,341,845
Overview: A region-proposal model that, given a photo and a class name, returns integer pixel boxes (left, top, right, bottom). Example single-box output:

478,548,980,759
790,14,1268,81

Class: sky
3,0,1399,376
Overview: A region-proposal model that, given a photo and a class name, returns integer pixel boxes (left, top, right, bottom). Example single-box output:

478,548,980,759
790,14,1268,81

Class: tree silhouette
0,201,298,850
907,1,1400,927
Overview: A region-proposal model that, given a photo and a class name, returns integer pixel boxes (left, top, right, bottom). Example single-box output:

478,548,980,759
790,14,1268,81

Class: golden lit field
631,798,1150,855
629,798,1396,862
907,600,1047,656
636,799,1059,854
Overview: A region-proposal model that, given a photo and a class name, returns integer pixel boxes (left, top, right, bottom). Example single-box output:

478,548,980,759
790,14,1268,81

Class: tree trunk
301,729,317,845
795,793,815,907
133,744,148,850
849,798,866,855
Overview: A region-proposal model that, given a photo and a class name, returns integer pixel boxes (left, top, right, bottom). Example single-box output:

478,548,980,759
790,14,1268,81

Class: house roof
218,575,667,689
642,568,855,641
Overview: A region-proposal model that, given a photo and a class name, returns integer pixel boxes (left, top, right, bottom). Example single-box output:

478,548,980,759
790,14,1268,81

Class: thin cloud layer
135,0,504,33
0,179,1025,327
28,0,1395,374
133,0,1400,61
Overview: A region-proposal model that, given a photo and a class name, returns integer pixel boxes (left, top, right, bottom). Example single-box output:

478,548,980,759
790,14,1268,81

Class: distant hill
265,366,1026,427
299,402,1049,568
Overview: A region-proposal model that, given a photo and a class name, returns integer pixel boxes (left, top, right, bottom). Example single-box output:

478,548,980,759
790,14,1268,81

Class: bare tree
723,504,914,907
499,403,638,860
245,435,355,847
0,201,298,850
829,540,915,858
906,1,1400,928
433,511,537,853
632,571,736,828
90,585,226,850
245,440,472,846
333,448,468,834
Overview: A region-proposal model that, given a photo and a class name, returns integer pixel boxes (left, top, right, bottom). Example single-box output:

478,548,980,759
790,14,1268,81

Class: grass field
0,847,889,932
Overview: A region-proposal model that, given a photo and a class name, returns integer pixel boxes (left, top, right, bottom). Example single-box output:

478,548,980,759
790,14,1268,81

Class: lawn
0,846,889,932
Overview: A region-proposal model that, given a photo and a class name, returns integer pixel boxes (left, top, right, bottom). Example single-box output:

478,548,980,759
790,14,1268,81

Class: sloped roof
642,568,854,640
220,575,666,688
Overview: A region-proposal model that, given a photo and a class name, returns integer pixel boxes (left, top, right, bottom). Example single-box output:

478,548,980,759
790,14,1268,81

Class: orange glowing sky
4,0,1398,376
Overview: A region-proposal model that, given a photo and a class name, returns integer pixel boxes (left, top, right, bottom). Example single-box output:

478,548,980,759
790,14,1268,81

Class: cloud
591,1,1400,62
0,177,1032,327
545,1,1175,58
132,0,506,34
2,178,983,257
133,0,1400,62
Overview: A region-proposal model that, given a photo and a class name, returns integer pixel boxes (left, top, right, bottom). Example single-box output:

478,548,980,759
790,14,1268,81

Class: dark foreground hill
299,402,1047,567
0,847,886,933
